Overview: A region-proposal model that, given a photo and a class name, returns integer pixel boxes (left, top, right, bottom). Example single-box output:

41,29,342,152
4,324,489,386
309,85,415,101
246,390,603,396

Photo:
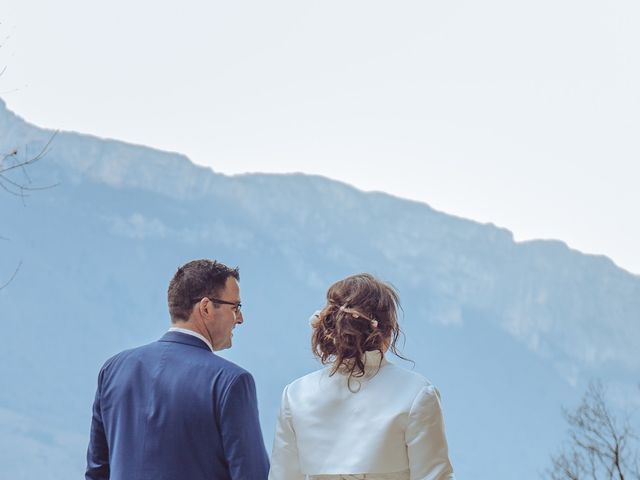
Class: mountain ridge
2,97,632,275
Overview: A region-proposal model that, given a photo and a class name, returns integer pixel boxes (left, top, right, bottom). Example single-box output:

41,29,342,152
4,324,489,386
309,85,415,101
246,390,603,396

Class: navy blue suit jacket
86,331,270,480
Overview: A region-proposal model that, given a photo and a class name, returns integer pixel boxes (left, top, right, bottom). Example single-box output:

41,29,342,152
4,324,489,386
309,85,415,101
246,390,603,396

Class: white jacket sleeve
405,385,455,480
268,385,305,480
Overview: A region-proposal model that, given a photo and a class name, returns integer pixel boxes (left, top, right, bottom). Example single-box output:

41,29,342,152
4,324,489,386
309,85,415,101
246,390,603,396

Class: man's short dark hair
167,259,240,322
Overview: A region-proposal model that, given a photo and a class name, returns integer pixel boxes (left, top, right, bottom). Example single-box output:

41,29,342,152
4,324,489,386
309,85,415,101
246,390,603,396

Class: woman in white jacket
269,273,455,480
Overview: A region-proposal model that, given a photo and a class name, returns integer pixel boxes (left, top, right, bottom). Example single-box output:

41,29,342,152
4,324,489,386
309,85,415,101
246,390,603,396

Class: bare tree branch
0,130,58,174
546,381,640,480
0,131,59,205
1,131,59,287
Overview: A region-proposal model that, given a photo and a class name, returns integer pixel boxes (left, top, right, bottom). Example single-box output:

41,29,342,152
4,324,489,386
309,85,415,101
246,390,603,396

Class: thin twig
0,260,21,290
0,130,58,175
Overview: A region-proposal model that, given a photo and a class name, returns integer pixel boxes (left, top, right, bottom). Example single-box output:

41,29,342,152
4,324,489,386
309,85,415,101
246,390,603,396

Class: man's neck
171,321,200,335
169,323,214,352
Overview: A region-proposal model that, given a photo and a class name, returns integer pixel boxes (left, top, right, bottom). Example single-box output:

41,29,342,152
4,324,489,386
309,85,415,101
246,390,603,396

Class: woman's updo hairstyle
311,273,405,383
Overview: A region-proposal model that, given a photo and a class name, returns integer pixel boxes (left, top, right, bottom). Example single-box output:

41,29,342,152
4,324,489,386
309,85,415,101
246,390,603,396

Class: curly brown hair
311,273,405,386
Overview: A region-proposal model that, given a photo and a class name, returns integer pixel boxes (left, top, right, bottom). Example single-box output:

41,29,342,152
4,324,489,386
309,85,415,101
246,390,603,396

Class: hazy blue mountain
1,97,639,480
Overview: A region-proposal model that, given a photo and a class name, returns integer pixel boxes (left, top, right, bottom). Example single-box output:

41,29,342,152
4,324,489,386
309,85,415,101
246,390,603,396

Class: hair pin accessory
339,304,377,328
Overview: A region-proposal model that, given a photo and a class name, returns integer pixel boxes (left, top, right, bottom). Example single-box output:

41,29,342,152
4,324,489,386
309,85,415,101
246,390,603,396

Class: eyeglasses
193,297,242,313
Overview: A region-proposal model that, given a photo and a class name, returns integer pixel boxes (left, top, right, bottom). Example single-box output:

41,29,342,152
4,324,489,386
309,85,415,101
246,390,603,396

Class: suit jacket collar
159,330,212,351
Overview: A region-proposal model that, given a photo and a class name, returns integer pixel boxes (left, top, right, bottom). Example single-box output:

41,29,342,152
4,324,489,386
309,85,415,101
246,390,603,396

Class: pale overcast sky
3,1,639,274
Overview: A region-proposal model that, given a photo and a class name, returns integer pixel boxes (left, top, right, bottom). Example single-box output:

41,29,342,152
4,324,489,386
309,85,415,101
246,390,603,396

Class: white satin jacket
268,351,455,480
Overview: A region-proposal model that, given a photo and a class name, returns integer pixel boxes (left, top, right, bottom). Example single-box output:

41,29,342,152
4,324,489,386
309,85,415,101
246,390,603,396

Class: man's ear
201,298,216,317
201,299,209,316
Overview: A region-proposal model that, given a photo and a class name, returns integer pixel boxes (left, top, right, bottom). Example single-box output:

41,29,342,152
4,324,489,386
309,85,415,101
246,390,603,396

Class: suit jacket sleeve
219,371,270,480
85,367,110,480
405,385,455,480
268,384,304,480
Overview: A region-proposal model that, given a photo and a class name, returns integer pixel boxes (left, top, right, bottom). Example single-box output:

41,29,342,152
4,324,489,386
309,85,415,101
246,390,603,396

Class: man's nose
236,311,244,324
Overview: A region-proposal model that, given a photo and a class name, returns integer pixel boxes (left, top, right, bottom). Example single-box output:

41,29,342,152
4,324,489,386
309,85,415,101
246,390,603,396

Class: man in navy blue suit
86,259,270,480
